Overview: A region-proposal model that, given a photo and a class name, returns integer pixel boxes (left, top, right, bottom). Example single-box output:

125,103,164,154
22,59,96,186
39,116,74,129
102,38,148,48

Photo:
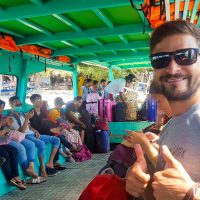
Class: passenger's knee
52,136,60,148
37,140,45,151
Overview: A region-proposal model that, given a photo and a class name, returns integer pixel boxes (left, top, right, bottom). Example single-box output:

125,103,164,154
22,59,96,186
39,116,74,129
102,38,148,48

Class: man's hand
125,130,150,149
81,123,86,129
34,130,40,138
152,145,195,200
125,144,151,197
25,110,34,120
145,132,160,143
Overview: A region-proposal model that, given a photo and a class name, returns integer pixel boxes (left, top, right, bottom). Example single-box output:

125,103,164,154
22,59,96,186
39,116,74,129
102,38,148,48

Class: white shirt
105,78,126,94
11,114,34,135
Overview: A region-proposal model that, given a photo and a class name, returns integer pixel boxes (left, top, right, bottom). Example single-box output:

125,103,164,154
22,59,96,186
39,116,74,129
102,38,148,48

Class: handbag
9,130,25,142
72,144,92,162
78,174,132,200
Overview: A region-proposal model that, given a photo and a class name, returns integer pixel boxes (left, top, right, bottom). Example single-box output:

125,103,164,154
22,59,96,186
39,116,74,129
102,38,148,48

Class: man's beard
159,74,198,101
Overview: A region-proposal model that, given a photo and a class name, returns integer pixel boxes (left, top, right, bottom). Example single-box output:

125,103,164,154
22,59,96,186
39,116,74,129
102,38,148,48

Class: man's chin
163,90,193,101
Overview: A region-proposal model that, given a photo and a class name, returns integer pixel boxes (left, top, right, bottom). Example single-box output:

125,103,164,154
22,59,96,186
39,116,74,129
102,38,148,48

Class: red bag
95,117,109,131
78,174,132,200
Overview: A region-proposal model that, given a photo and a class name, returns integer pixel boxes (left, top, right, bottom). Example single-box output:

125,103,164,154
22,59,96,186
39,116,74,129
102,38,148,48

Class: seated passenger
48,97,82,148
0,100,39,180
29,94,80,162
0,144,26,190
65,96,85,143
9,96,59,177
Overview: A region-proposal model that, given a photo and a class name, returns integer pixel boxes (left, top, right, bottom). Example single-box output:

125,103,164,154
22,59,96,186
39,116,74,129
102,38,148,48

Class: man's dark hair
149,81,162,95
125,74,135,82
74,96,82,102
9,96,19,103
30,94,42,102
150,20,200,53
85,78,92,83
93,80,98,85
0,100,5,106
101,79,106,83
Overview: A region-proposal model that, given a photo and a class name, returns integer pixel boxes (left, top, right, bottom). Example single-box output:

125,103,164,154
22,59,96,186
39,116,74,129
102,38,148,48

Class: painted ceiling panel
28,15,74,32
64,11,107,30
0,20,40,35
101,6,142,25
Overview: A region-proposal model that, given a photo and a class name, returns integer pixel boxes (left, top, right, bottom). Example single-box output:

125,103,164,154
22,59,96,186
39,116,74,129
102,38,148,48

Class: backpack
72,144,92,162
99,144,136,178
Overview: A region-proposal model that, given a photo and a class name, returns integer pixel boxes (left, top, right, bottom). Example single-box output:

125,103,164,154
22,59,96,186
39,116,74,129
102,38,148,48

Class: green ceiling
0,0,153,70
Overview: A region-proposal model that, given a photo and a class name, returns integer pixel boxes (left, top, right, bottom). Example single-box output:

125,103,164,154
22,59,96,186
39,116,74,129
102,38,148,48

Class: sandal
25,176,47,184
46,167,58,177
10,178,26,190
54,163,67,171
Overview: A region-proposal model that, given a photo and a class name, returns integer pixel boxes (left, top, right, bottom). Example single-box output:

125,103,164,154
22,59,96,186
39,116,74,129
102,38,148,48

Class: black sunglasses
150,48,200,69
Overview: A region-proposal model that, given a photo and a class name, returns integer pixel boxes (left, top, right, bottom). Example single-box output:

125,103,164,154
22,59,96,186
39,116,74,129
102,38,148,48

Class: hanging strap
9,113,22,128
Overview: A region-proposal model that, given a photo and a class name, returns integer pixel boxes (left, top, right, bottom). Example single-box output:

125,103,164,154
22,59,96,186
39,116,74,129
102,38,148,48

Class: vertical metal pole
17,59,28,105
72,65,78,97
108,65,114,81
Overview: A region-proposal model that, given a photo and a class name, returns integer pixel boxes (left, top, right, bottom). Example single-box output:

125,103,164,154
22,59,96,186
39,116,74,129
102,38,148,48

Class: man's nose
165,56,181,74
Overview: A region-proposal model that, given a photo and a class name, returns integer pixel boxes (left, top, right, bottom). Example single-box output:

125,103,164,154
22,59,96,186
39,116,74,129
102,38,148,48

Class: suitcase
113,103,126,122
99,99,116,122
95,130,110,153
86,93,99,116
147,96,157,122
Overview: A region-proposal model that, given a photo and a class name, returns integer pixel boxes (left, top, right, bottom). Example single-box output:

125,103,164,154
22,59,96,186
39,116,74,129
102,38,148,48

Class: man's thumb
161,145,177,168
134,144,147,171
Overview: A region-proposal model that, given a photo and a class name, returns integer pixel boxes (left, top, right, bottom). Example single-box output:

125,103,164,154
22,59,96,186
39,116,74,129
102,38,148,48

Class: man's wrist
183,182,200,200
194,183,200,200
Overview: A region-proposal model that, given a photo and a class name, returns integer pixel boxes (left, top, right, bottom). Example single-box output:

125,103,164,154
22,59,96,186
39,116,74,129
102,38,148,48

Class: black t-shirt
65,102,77,122
29,110,56,135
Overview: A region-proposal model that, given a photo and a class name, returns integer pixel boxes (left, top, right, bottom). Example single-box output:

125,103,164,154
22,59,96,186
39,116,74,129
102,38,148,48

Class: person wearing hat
104,74,136,102
48,97,66,124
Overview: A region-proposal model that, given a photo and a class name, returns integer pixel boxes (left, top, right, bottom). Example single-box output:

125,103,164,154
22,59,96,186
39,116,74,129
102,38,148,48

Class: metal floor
1,153,109,200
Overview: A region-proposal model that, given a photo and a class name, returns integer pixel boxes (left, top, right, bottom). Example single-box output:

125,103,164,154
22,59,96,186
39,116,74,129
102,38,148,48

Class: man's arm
19,111,34,133
0,117,11,128
68,111,85,128
119,92,125,102
125,130,159,168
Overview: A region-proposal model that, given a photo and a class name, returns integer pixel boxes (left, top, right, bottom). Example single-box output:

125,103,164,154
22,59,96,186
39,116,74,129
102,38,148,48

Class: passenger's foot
59,148,71,158
40,167,48,177
45,167,58,177
25,176,47,184
67,156,76,163
54,163,67,171
10,178,26,190
25,167,38,178
70,145,82,152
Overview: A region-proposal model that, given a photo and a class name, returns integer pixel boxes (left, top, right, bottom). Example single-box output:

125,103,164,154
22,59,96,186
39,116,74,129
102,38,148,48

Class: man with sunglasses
126,20,200,200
